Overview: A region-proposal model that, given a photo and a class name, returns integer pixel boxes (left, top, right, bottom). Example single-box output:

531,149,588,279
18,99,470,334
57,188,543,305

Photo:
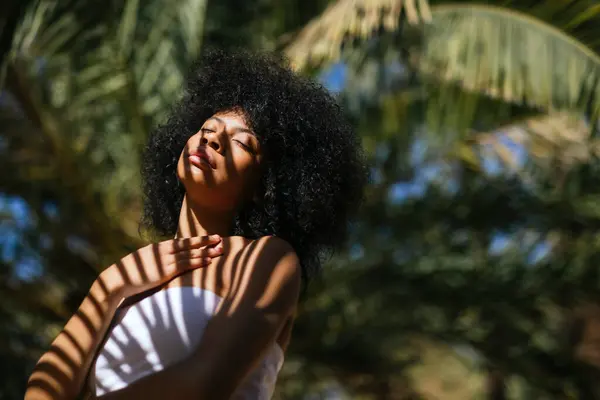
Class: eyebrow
207,116,257,137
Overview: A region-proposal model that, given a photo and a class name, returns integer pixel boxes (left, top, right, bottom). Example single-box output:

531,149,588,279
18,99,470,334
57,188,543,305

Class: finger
178,234,221,249
163,235,222,253
174,236,223,254
174,246,223,261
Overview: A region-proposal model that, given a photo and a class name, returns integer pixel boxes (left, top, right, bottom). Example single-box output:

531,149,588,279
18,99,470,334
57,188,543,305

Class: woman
25,49,367,399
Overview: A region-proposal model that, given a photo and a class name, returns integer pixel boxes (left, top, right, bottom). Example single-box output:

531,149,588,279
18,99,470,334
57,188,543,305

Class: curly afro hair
141,48,368,284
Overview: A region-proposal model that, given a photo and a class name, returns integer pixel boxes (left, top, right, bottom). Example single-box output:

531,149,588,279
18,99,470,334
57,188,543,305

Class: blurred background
3,0,600,398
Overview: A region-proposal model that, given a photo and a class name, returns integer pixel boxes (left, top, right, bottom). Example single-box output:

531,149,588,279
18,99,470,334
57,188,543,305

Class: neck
176,196,235,238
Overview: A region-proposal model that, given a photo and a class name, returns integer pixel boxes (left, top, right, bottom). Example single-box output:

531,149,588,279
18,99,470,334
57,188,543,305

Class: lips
189,148,215,169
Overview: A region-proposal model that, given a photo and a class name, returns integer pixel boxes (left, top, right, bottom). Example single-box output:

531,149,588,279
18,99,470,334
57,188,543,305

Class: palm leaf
417,5,600,119
286,2,600,119
286,0,600,179
285,0,432,70
466,111,600,171
1,0,209,248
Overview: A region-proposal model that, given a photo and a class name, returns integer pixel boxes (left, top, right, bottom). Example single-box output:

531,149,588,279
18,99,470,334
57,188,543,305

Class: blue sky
319,62,347,94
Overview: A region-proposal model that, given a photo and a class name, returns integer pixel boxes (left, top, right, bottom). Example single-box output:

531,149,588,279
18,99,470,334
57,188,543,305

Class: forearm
25,274,124,400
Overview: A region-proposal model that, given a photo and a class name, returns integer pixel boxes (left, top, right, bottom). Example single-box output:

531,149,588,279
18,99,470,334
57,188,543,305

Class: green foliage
4,0,600,399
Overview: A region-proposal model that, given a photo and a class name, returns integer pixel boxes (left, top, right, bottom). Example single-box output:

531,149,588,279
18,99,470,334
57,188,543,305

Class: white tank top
93,287,284,398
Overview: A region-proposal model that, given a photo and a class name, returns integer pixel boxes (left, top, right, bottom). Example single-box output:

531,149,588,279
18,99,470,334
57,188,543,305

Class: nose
200,130,222,152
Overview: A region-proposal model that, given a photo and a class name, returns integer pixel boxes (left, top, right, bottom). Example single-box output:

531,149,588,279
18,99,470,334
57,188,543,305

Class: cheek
176,137,200,181
176,151,187,181
228,146,250,170
230,152,261,189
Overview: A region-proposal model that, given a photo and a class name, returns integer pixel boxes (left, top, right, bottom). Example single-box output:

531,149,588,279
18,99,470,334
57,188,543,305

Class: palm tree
285,0,600,168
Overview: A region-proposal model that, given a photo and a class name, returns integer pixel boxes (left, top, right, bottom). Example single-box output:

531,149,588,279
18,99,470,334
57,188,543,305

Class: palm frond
417,5,600,119
462,112,600,172
285,0,431,70
2,0,208,246
287,2,600,119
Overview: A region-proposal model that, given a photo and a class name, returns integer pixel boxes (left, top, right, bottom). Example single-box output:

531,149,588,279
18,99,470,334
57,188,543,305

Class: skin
25,110,301,399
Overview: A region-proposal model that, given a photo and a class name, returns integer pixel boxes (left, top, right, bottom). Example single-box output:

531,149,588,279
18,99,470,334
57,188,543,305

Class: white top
93,286,284,399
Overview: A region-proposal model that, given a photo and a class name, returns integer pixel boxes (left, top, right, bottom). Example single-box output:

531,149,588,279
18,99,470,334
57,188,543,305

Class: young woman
25,49,367,399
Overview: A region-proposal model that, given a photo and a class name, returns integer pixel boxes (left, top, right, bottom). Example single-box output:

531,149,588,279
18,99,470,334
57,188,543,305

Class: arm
99,236,301,400
25,236,223,400
25,271,124,400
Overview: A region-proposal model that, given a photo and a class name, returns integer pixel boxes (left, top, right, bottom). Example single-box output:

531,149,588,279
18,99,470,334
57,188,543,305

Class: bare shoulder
248,236,298,258
242,236,300,274
225,236,301,305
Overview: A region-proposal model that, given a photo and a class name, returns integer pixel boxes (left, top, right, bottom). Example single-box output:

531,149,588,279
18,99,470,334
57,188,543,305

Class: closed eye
234,139,255,154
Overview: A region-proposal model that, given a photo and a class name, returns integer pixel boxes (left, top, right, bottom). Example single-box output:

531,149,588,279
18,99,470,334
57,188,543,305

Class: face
177,110,263,211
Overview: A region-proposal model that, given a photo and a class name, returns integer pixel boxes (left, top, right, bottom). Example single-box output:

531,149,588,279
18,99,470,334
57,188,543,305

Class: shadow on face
177,109,263,213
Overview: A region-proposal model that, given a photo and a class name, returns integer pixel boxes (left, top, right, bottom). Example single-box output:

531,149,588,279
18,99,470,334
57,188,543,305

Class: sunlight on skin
176,110,264,238
227,238,299,313
26,110,299,399
26,271,119,399
25,237,223,399
96,237,300,400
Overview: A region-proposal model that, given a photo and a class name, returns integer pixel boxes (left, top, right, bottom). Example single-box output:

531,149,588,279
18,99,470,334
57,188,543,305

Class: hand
98,235,223,300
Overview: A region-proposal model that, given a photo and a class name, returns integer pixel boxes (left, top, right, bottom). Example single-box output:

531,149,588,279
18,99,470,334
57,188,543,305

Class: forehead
205,110,250,129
